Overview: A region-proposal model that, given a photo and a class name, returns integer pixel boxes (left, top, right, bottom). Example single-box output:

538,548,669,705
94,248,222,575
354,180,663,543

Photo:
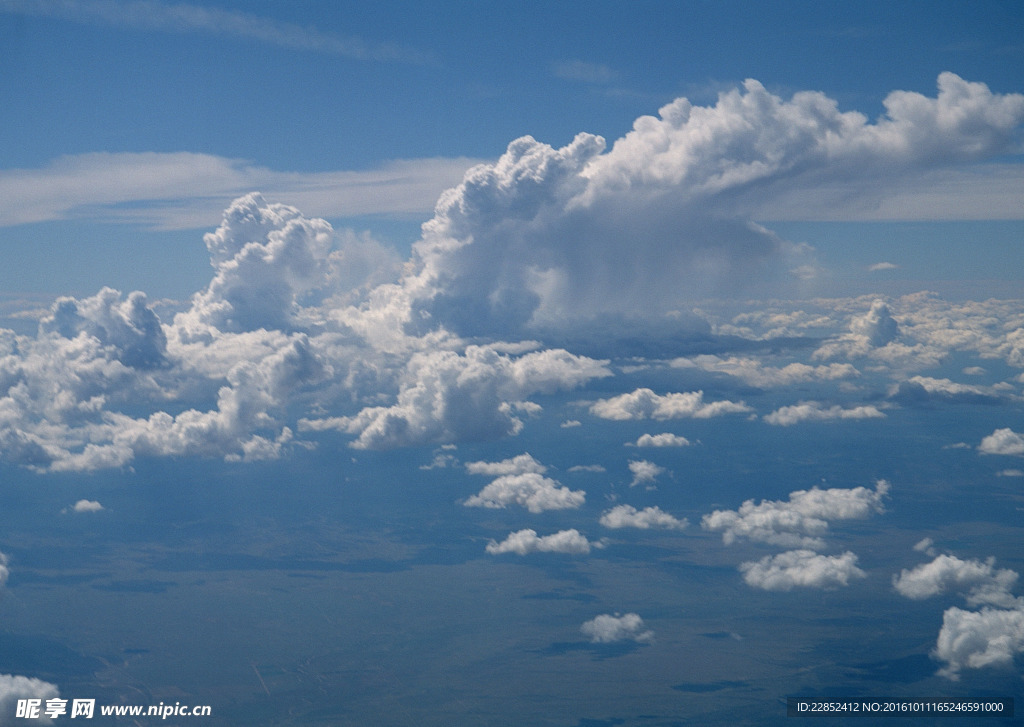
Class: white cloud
979,428,1024,456
71,499,104,513
580,613,653,643
702,480,889,549
464,472,585,514
485,528,594,555
739,550,866,591
590,388,750,421
628,459,665,488
600,504,687,530
893,554,1020,608
763,402,886,426
0,674,60,725
934,605,1024,680
868,262,899,271
631,432,691,447
0,553,7,589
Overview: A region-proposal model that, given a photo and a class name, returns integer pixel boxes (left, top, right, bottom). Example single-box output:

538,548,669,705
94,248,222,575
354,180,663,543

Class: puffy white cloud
628,459,665,488
893,554,1019,608
631,432,691,447
763,402,886,426
336,345,609,450
70,499,103,513
464,472,585,514
979,428,1024,456
702,480,889,549
0,674,60,725
739,550,866,591
485,528,594,555
580,613,653,643
590,388,750,421
600,504,687,530
934,605,1024,680
889,376,1009,405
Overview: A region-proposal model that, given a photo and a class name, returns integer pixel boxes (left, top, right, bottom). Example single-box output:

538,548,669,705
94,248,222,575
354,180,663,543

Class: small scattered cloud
552,59,621,85
934,605,1024,680
600,504,687,530
486,528,596,555
630,433,691,447
702,480,889,550
580,613,653,643
893,553,1019,607
66,499,104,513
464,472,585,513
590,388,750,421
763,402,886,426
978,428,1024,456
868,262,899,271
628,459,665,488
739,550,866,591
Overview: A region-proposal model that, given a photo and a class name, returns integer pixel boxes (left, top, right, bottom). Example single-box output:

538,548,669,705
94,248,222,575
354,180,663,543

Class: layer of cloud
485,528,594,555
599,504,687,530
590,388,750,421
580,613,653,643
702,480,889,550
739,550,866,591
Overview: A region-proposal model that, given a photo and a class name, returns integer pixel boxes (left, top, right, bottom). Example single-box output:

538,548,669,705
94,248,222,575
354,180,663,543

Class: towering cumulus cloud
390,73,1024,336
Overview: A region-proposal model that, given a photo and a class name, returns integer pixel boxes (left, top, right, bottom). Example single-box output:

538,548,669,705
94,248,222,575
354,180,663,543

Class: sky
0,1,1023,725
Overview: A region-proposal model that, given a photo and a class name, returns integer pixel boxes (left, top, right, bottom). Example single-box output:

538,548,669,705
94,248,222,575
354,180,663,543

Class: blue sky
1,2,1024,725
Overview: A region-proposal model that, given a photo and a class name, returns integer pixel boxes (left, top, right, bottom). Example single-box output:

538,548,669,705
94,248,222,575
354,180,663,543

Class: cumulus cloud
631,432,691,447
934,606,1024,680
763,402,886,426
739,550,866,591
580,613,653,643
978,428,1024,456
889,376,1009,405
702,480,889,549
0,674,60,725
69,499,103,513
464,452,547,477
599,504,687,530
485,528,595,555
590,388,750,421
0,553,8,589
893,554,1019,608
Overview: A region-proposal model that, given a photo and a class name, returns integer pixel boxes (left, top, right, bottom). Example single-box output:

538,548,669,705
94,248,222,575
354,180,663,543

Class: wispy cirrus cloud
0,152,482,230
0,0,433,63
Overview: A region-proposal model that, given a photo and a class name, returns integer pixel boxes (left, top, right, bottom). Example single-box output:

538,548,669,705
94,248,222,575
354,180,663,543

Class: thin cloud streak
0,0,433,63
